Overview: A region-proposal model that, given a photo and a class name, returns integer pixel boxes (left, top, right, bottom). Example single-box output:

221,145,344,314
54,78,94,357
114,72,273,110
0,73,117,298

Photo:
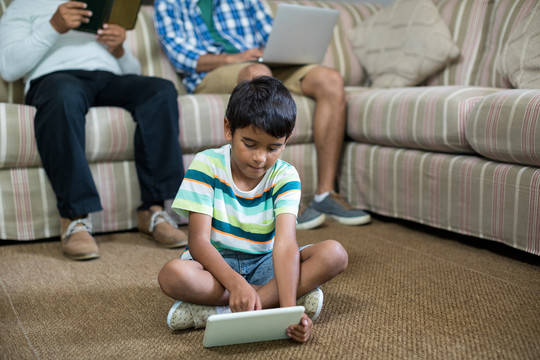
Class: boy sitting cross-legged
158,76,348,343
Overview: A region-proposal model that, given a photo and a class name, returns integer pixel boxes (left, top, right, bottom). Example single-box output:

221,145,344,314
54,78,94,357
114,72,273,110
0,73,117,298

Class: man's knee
303,66,344,95
135,76,178,101
237,63,272,82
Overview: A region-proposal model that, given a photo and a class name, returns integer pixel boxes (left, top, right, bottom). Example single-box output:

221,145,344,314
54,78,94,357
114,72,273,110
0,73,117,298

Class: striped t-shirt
172,144,301,254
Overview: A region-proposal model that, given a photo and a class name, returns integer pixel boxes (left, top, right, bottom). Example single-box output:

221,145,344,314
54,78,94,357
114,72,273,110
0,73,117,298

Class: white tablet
202,306,305,348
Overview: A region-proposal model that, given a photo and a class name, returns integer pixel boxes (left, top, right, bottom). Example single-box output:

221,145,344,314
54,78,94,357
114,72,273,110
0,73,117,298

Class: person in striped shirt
159,76,348,343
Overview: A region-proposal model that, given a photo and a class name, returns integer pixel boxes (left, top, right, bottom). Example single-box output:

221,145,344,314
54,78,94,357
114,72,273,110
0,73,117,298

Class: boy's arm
274,212,314,343
187,212,261,312
272,213,300,308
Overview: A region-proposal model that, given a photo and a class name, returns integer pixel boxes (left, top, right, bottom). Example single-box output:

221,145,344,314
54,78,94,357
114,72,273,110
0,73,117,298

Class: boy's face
225,119,287,189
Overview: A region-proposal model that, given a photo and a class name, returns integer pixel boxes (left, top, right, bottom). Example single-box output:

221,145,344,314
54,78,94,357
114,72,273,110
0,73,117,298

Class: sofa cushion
345,86,500,154
427,0,537,89
0,0,25,104
177,94,316,153
126,6,186,95
0,103,136,168
347,0,460,88
466,90,540,167
497,2,540,89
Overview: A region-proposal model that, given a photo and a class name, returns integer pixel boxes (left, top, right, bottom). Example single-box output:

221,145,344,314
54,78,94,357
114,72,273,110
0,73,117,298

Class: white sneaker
297,288,324,320
167,301,218,330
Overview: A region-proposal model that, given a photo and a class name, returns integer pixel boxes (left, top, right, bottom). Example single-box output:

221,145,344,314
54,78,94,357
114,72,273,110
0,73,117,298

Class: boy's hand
97,24,126,58
228,281,262,312
50,1,92,34
286,314,313,343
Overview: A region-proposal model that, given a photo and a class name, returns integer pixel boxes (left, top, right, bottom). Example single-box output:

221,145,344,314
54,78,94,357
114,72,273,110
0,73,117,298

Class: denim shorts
181,245,311,286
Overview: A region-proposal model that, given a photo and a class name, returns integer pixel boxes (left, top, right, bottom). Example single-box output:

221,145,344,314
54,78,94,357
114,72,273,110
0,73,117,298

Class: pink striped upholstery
0,104,136,167
427,0,538,88
0,163,141,240
126,6,185,94
346,86,500,154
178,94,316,153
340,143,540,255
0,0,539,256
466,90,540,167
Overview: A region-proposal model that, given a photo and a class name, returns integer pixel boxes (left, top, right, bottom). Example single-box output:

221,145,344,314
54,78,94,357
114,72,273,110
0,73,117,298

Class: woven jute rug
1,216,539,359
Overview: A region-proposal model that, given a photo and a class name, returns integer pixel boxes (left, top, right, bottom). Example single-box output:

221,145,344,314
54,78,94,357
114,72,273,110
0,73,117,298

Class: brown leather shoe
137,206,188,248
60,217,100,261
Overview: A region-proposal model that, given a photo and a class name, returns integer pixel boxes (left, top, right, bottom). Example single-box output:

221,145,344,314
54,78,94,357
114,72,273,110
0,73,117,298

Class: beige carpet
1,216,539,359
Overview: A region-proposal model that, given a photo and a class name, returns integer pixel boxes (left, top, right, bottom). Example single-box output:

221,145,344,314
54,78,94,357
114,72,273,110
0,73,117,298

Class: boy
158,76,348,343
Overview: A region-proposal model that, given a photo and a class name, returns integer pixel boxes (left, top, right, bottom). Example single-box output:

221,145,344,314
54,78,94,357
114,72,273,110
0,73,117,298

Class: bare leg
158,239,347,308
300,67,346,195
158,259,231,306
256,239,348,308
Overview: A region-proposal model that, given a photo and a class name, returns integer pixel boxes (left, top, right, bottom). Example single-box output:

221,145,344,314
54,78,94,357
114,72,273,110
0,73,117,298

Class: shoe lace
149,211,178,233
63,217,93,240
330,193,354,210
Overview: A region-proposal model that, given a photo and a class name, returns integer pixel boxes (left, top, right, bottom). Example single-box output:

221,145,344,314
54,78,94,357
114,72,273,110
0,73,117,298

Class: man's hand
225,48,264,63
97,24,126,58
50,1,92,34
196,48,264,72
228,281,262,313
286,314,313,343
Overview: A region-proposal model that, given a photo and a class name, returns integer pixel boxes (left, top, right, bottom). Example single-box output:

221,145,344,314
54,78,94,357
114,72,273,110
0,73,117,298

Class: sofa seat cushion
466,89,540,167
177,94,316,153
0,104,136,168
345,86,500,154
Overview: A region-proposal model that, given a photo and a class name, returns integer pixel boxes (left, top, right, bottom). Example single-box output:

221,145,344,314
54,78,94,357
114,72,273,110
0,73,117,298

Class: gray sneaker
296,205,326,230
311,192,371,226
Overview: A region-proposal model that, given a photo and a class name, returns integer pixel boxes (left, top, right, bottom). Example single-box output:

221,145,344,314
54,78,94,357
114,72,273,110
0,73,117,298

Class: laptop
202,306,305,347
257,4,339,65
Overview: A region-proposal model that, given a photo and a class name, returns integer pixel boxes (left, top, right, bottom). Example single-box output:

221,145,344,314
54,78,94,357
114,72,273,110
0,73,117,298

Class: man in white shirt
0,0,187,260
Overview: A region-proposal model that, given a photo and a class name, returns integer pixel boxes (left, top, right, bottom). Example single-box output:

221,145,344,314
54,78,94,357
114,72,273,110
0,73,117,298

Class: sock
314,192,330,203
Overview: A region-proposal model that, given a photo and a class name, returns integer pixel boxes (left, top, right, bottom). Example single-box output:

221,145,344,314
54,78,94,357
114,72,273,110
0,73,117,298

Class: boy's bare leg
158,239,347,308
158,259,231,306
256,239,348,308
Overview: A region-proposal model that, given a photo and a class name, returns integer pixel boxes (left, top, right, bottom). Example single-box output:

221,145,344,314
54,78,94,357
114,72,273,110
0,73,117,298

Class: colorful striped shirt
154,0,274,93
172,144,301,254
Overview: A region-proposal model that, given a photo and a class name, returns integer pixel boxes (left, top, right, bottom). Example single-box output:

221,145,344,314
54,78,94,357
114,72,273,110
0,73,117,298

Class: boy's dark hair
225,76,296,139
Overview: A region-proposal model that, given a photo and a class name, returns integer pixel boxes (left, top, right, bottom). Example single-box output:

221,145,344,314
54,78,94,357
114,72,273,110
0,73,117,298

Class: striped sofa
0,0,538,255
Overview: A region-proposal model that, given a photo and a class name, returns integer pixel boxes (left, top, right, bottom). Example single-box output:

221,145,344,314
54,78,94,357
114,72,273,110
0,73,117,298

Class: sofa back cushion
125,6,186,94
427,0,538,88
0,0,25,104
